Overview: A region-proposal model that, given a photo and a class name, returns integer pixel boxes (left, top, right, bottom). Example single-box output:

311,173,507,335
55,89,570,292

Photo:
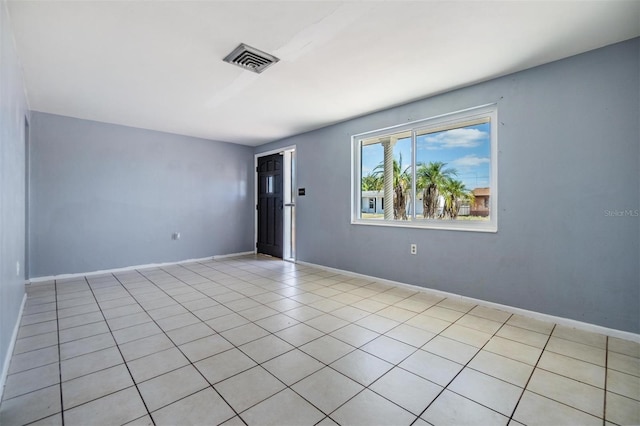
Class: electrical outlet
410,244,417,255
172,232,181,240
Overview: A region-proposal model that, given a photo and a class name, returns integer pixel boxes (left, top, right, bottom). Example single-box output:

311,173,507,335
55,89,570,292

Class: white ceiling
7,1,640,146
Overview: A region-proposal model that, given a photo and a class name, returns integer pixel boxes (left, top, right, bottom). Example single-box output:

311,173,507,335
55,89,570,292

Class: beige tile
207,312,251,332
386,324,435,348
102,303,144,319
3,362,59,399
468,305,510,322
331,305,370,322
421,389,508,426
513,391,600,426
17,321,57,339
423,306,465,322
300,335,355,364
275,323,324,347
330,323,379,348
355,314,400,334
147,304,188,320
239,334,294,363
112,321,163,345
495,324,549,348
350,298,387,313
606,391,640,425
436,298,475,313
400,349,463,386
305,314,349,334
468,350,534,387
138,365,209,412
330,349,393,386
331,388,416,425
195,348,257,384
238,305,279,322
552,325,606,349
165,322,215,345
62,364,133,409
608,351,640,377
151,387,235,426
361,335,416,364
376,306,416,322
215,366,285,413
262,349,324,386
106,312,153,331
405,314,451,334
64,386,146,426
60,346,123,381
527,368,604,417
0,385,61,426
193,304,234,321
440,324,492,348
58,322,110,344
546,336,606,366
484,336,542,365
506,314,554,334
607,369,640,400
60,332,116,360
456,314,503,334
28,413,63,426
179,334,234,362
449,368,522,416
422,335,479,364
371,367,442,415
255,313,299,332
285,305,325,322
292,367,363,414
119,333,175,362
538,351,605,388
220,323,270,346
241,389,324,426
13,332,58,354
393,297,432,313
127,347,189,383
609,337,640,358
156,312,201,331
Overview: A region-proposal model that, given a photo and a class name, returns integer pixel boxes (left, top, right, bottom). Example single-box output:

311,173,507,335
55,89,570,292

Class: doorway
255,147,295,261
256,153,283,258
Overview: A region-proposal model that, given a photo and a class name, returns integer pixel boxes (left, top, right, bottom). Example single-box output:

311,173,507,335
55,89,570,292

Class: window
352,104,497,232
368,199,375,209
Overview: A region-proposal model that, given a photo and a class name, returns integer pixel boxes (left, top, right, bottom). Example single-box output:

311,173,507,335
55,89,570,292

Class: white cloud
422,128,488,149
451,154,490,168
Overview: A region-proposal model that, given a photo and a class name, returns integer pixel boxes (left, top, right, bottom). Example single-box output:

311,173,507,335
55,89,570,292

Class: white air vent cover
223,43,279,74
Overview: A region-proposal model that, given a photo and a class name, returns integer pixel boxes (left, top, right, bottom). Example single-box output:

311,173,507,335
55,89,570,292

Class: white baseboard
213,251,256,260
0,292,27,402
28,256,214,284
296,260,640,343
27,253,256,284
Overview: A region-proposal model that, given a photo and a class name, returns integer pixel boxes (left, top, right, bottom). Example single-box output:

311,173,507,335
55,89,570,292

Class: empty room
1,1,639,425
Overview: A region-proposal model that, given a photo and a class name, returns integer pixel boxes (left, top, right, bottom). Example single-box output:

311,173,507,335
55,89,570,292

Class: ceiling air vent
223,43,279,74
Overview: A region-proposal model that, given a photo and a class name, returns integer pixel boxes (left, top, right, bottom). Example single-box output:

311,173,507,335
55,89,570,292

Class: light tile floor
1,255,639,426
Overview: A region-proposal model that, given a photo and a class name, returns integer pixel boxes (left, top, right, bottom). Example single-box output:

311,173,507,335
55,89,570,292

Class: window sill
351,218,497,233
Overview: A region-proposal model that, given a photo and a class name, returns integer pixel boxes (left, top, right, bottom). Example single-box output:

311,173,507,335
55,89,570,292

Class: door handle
284,203,295,207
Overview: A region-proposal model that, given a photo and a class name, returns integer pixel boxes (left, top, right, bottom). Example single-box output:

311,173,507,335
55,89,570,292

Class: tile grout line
81,275,157,426
111,268,248,426
506,323,556,424
409,311,513,425
603,335,608,426
55,280,65,426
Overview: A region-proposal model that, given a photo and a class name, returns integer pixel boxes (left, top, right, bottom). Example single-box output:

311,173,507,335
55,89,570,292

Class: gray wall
29,113,255,277
257,38,640,333
1,0,28,379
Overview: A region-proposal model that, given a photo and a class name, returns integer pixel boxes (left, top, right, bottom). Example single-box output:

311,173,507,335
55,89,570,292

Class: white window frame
351,104,498,233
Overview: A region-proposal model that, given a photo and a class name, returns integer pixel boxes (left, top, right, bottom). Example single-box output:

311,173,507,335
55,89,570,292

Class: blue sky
361,122,490,191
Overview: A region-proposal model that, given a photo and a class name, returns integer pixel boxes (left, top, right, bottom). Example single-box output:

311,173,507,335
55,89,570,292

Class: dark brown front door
257,153,283,258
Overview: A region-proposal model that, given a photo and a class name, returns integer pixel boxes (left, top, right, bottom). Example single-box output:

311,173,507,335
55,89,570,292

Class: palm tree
441,178,474,219
416,162,456,219
361,173,383,191
373,154,411,220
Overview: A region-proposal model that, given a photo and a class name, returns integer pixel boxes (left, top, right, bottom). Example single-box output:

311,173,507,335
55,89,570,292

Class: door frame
254,145,296,262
